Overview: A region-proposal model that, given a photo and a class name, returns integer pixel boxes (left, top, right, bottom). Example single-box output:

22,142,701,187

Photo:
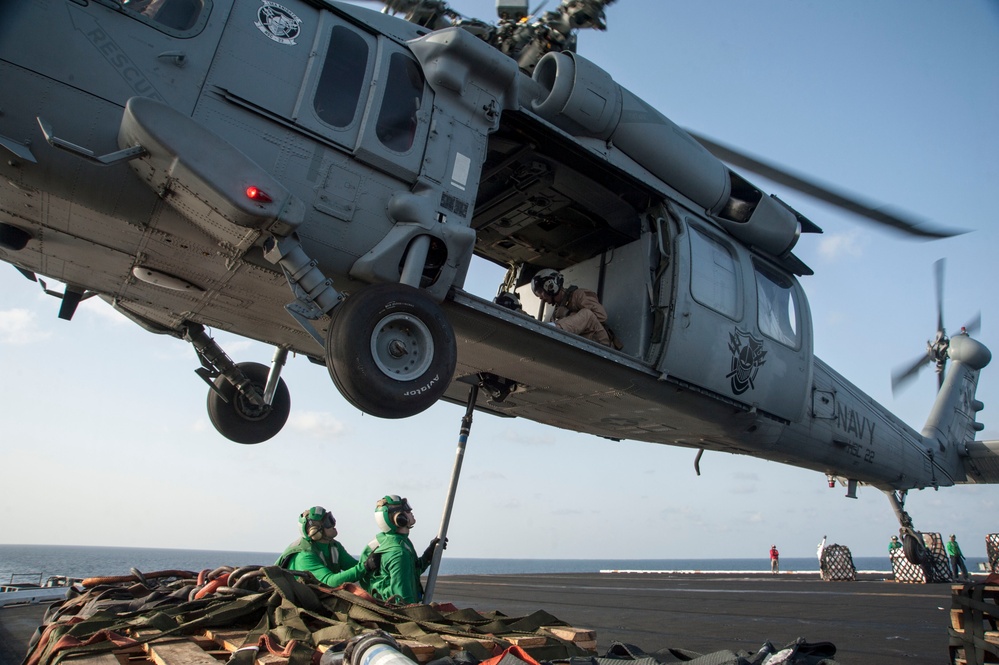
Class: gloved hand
364,550,382,574
422,537,447,564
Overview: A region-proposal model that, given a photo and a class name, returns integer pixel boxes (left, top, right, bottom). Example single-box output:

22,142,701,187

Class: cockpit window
754,261,799,347
376,53,424,153
122,0,205,32
314,26,369,129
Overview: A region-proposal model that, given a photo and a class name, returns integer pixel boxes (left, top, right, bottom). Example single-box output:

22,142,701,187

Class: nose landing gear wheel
326,283,456,418
207,361,291,444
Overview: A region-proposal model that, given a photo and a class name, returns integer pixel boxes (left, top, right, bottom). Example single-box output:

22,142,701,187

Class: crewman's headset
531,269,564,298
376,495,414,532
300,506,336,539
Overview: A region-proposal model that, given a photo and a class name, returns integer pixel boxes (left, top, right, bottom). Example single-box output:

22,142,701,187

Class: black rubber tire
326,283,456,418
207,361,290,444
903,532,925,565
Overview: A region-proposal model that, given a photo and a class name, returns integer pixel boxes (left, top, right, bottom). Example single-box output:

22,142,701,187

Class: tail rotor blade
891,353,932,396
963,311,982,337
890,260,980,397
933,258,946,335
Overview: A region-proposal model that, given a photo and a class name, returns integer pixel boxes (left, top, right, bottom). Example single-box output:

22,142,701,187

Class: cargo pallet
21,567,600,665
48,626,597,665
892,532,954,584
949,583,999,665
987,534,999,574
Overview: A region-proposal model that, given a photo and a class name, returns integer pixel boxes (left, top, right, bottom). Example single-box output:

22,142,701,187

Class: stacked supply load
988,533,999,574
948,581,999,664
18,565,845,665
892,532,953,583
819,544,856,581
21,567,598,665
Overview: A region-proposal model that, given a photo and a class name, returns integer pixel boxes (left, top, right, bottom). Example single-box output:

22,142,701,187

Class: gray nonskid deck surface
431,572,953,665
0,573,956,665
0,601,52,665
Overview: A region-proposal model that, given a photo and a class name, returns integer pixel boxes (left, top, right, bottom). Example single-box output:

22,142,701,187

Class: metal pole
423,384,478,604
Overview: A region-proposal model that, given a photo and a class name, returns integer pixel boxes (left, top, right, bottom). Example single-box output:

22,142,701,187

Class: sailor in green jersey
946,534,970,580
358,495,444,605
276,506,377,587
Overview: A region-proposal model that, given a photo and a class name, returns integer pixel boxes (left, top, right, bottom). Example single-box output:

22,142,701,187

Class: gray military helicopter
0,0,994,564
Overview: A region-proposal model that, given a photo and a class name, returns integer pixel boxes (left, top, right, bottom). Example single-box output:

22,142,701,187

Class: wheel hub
371,312,434,381
235,388,271,421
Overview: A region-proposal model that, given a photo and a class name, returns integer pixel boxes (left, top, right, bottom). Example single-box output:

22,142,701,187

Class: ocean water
0,544,917,582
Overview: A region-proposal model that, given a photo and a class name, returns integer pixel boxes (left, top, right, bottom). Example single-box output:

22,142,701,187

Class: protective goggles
377,497,412,514
305,511,336,529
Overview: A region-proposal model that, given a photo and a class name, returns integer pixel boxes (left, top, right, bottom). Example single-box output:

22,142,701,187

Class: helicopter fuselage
0,0,992,490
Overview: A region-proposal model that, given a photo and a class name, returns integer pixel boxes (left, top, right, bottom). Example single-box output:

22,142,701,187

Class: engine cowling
530,51,802,258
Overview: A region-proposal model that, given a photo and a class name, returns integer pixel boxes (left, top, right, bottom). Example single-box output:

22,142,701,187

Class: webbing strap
26,566,587,665
320,586,554,645
948,582,999,665
681,651,743,665
38,589,273,664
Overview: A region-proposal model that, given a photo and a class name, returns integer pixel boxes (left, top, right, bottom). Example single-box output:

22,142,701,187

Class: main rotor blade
686,131,962,239
891,353,932,395
934,258,946,334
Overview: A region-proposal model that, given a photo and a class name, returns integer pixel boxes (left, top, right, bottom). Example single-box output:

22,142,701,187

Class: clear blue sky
1,1,996,561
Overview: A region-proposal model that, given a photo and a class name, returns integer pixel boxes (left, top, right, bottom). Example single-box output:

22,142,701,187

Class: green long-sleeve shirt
359,532,431,605
276,537,364,587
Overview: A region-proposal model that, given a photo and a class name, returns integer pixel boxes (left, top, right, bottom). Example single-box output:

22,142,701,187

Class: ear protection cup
376,495,413,532
393,511,411,528
300,506,335,539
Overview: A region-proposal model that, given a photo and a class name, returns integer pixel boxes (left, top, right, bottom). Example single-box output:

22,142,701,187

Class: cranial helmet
494,291,522,312
300,506,336,540
375,495,414,533
531,269,563,298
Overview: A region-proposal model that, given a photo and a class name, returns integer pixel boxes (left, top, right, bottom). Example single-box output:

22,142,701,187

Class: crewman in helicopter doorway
531,269,621,348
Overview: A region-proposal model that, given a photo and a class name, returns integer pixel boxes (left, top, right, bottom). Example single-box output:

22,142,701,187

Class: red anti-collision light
245,186,272,203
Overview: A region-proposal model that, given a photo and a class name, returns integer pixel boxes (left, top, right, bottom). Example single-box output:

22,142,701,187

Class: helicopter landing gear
886,489,927,565
186,324,291,444
901,531,926,566
207,361,291,444
325,282,456,419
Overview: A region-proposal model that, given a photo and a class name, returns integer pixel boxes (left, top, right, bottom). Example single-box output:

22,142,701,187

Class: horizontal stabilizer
961,440,999,484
